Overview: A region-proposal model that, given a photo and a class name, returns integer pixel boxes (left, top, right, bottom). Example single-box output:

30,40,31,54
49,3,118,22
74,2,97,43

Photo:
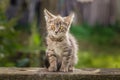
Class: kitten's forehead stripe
55,16,64,22
54,16,66,27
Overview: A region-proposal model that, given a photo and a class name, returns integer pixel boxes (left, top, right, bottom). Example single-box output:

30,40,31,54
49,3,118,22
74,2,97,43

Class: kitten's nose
55,31,58,34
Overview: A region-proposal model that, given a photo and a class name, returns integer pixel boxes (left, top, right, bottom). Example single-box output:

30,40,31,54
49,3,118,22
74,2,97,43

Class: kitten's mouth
50,35,63,42
52,35,59,38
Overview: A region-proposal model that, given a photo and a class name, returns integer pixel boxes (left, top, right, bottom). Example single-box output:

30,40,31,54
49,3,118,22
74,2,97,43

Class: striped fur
44,9,78,72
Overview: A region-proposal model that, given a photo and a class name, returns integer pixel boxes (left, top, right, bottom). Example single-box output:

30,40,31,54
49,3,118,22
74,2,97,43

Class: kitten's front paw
48,67,57,72
68,67,74,72
60,67,68,72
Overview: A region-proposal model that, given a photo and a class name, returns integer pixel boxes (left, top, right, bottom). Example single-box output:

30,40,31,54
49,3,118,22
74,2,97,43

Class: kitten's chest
54,42,63,50
48,41,65,56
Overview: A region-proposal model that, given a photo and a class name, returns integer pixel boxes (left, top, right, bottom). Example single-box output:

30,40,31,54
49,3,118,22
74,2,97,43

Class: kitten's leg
69,52,77,71
60,55,74,72
68,56,74,72
46,49,57,72
60,48,72,72
59,56,69,72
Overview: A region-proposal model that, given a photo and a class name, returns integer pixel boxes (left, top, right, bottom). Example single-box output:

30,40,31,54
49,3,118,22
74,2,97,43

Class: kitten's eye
60,26,63,30
51,25,55,31
60,26,64,31
60,26,65,32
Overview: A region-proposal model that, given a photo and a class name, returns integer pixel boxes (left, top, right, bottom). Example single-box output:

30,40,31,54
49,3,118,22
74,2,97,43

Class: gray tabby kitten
44,9,78,72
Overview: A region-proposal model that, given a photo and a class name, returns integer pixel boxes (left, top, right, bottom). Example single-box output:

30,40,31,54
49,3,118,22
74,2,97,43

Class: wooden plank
0,68,120,80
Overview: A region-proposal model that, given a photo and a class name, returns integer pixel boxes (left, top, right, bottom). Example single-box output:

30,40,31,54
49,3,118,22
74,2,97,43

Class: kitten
44,9,78,72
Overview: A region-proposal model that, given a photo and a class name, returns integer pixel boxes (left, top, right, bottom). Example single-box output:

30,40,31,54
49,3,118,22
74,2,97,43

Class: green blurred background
0,0,120,68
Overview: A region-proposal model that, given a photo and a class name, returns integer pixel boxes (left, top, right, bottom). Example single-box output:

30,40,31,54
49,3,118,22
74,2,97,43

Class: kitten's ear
64,13,74,24
44,9,56,20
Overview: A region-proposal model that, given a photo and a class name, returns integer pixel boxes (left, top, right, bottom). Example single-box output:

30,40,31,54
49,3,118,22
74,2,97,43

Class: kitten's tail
75,69,100,74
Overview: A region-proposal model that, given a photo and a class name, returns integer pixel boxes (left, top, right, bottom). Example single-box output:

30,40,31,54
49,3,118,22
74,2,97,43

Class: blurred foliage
76,51,120,68
0,0,20,66
0,0,41,67
71,23,120,46
71,23,120,68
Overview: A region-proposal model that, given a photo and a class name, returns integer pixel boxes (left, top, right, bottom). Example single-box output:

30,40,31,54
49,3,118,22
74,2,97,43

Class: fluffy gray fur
44,9,78,72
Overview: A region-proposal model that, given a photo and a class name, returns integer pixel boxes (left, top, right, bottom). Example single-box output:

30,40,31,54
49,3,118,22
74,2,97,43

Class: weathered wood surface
0,68,120,80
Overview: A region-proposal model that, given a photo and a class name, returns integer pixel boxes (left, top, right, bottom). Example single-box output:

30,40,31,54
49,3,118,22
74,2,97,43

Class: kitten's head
44,9,74,38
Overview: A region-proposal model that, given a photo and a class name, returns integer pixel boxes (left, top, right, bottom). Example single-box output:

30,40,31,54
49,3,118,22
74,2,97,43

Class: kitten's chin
53,35,60,38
